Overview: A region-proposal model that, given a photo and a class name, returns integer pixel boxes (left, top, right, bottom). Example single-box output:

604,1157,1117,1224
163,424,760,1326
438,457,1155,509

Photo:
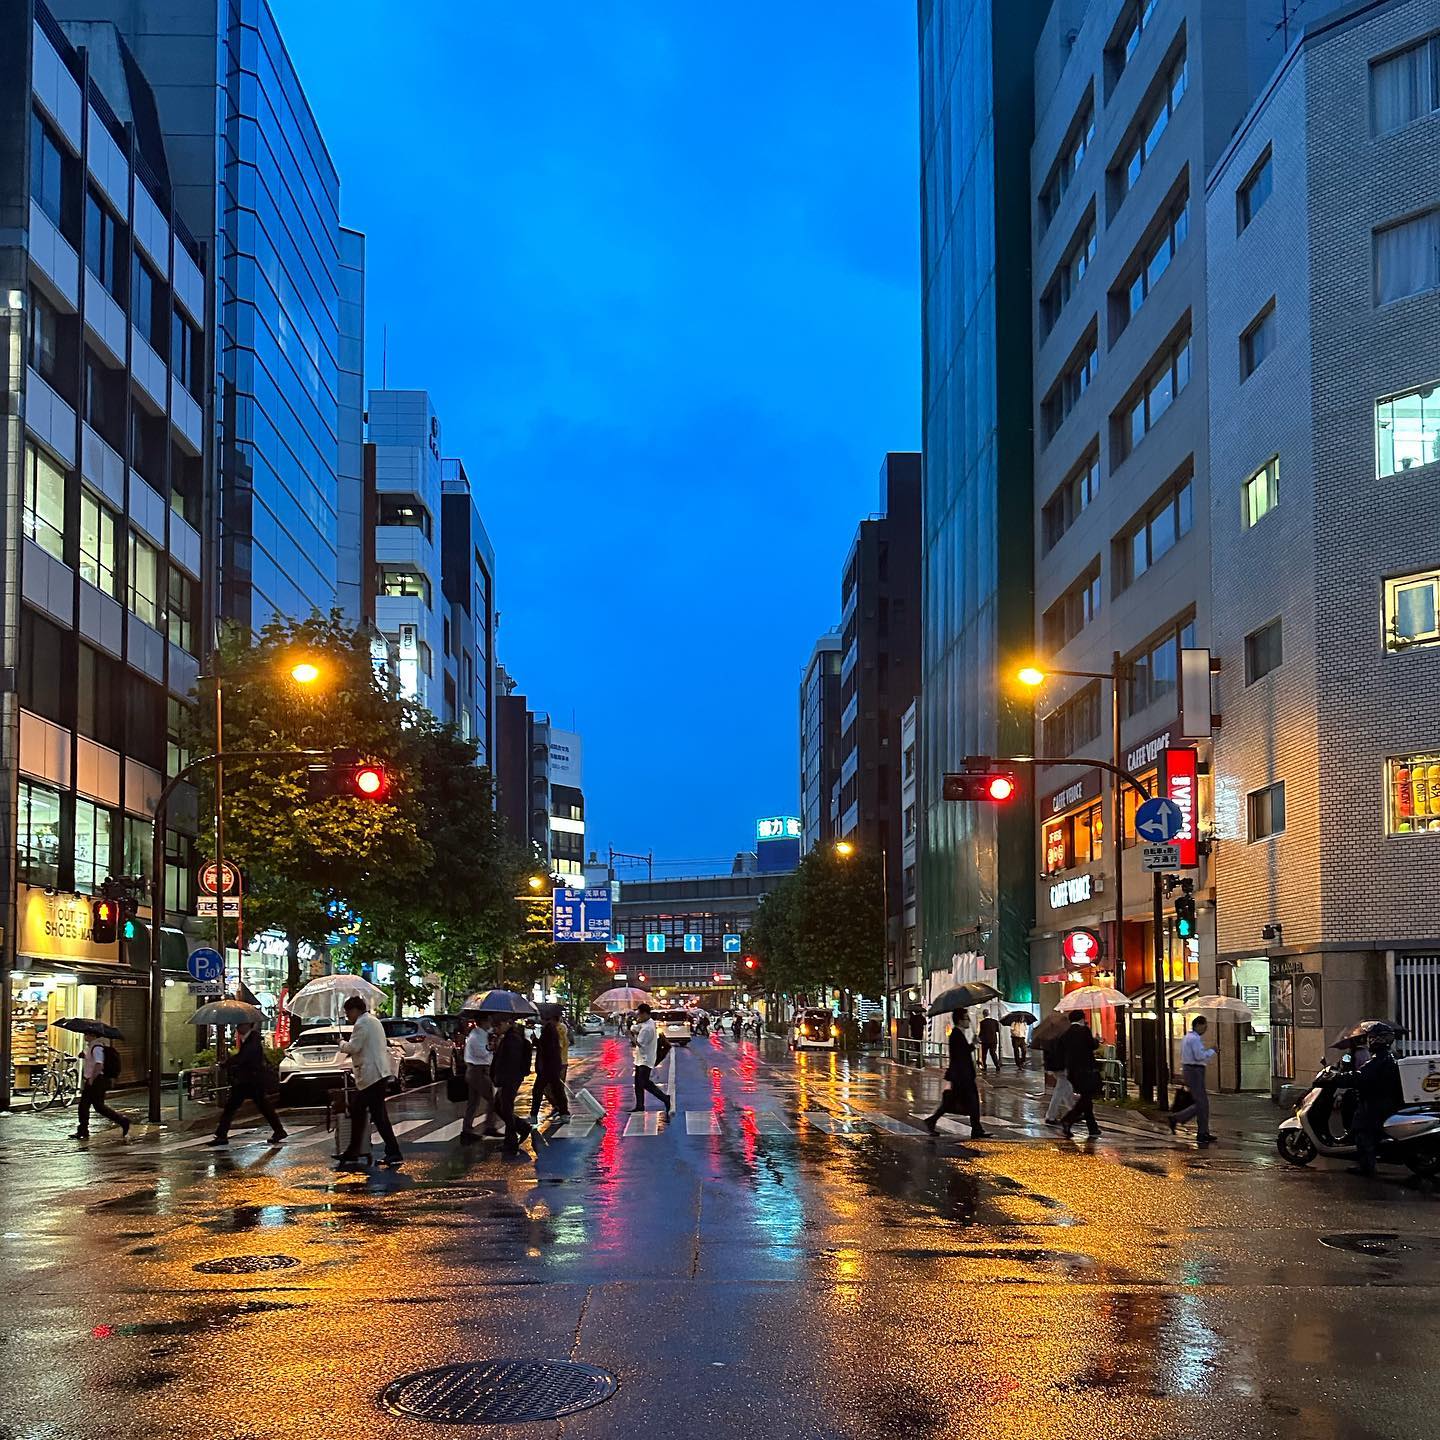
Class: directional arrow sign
1135,796,1185,843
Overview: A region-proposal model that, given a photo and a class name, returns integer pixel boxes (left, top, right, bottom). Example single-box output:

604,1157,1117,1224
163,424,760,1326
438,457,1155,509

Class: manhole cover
1319,1233,1399,1256
193,1254,300,1275
381,1359,618,1424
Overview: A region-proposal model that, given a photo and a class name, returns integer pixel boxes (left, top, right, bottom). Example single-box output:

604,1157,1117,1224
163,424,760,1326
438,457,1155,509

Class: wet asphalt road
0,1033,1437,1440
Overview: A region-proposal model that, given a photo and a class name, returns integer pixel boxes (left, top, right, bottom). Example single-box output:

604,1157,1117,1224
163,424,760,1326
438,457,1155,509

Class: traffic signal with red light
743,956,758,971
943,764,1020,803
91,898,119,945
306,750,389,802
604,957,617,972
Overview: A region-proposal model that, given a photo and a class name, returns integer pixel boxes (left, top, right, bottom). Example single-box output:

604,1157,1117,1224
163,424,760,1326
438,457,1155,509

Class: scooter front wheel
1277,1128,1318,1166
1403,1139,1440,1178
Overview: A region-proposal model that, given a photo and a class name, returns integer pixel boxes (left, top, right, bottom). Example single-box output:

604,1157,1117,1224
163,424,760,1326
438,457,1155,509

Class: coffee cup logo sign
1062,928,1102,965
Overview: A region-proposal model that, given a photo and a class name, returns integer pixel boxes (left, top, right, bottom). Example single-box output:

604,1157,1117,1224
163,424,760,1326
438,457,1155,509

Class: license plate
305,1050,336,1063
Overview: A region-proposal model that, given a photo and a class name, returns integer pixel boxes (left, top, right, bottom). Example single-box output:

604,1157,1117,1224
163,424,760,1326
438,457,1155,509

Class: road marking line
804,1111,869,1134
273,1127,338,1149
685,1111,720,1134
750,1110,792,1133
861,1110,925,1134
387,1119,431,1137
416,1119,466,1143
163,1127,260,1151
554,1118,599,1139
623,1110,664,1136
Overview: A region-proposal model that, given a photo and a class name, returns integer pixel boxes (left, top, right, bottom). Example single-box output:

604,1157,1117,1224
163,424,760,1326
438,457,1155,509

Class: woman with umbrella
57,1019,130,1142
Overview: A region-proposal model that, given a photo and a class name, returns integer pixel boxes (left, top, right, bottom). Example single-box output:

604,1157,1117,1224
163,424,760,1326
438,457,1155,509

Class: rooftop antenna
1270,0,1304,48
381,323,387,388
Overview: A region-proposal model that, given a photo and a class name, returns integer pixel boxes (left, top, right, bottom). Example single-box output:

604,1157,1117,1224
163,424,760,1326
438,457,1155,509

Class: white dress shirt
464,1027,492,1067
633,1019,659,1069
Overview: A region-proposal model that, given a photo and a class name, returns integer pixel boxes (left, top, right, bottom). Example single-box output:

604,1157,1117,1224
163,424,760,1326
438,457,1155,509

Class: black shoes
205,1136,228,1147
380,1153,404,1168
267,1131,286,1144
120,1119,131,1142
68,1130,89,1141
971,1127,990,1139
1167,1116,1178,1135
924,1117,939,1134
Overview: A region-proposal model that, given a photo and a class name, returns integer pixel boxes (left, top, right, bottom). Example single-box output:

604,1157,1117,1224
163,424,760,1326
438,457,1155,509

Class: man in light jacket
631,1003,671,1116
337,997,402,1166
1169,1015,1218,1147
460,1016,500,1142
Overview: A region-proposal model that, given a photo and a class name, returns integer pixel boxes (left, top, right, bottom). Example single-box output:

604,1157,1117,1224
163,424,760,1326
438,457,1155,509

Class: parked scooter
1278,1049,1440,1176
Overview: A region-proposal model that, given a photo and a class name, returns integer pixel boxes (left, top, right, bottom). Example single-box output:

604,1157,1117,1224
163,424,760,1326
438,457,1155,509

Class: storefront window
73,798,113,894
17,780,62,887
1387,753,1440,834
1122,769,1159,847
1042,799,1104,874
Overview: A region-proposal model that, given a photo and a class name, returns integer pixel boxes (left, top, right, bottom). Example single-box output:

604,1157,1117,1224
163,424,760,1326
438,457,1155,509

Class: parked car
654,1008,694,1045
277,1025,408,1094
381,1016,451,1084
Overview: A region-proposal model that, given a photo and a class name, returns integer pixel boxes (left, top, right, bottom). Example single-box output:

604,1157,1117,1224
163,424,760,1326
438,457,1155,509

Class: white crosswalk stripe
623,1110,664,1136
861,1110,926,1134
161,1127,260,1152
416,1119,466,1144
746,1110,791,1133
803,1111,869,1134
685,1111,720,1134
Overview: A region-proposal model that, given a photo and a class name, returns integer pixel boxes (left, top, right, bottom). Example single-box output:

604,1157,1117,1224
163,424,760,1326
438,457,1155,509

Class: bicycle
31,1054,79,1111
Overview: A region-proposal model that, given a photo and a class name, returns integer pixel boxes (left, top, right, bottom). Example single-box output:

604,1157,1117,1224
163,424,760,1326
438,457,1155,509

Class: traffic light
943,762,1019,802
306,750,389,801
1174,880,1197,939
604,957,617,972
91,898,119,945
122,912,140,942
743,956,758,971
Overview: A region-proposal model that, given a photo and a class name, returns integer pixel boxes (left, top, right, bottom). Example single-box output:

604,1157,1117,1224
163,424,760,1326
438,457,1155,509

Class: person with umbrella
62,1021,130,1142
631,1002,672,1117
460,1015,501,1144
336,996,403,1168
1059,1012,1103,1140
924,1010,988,1139
1168,1015,1218,1147
208,1017,286,1147
1005,1011,1036,1068
490,1015,538,1155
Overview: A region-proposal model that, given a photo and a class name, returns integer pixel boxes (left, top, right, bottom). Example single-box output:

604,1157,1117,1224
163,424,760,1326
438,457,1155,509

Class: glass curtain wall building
917,0,1048,1002
50,0,360,632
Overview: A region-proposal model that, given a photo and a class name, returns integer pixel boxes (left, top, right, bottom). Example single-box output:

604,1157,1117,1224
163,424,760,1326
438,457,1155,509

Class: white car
278,1025,407,1094
791,1009,838,1051
654,1008,694,1045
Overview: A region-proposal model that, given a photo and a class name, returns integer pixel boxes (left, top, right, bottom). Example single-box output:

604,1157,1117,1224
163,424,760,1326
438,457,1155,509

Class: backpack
654,1032,673,1067
101,1044,121,1080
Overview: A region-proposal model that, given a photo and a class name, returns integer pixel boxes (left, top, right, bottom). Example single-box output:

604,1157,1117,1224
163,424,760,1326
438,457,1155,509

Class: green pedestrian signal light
1174,881,1197,939
122,916,139,941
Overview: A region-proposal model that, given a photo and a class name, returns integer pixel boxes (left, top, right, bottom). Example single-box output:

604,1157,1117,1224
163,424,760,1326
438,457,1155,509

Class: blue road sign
722,934,742,953
646,933,666,953
1135,796,1186,843
186,947,224,984
553,886,613,943
606,937,626,954
683,933,703,953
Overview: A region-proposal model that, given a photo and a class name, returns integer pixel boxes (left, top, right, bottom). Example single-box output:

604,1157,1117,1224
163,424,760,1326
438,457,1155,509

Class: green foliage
745,848,884,1002
189,614,532,1008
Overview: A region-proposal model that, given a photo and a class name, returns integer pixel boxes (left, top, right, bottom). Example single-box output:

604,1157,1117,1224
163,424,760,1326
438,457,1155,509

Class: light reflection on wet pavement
0,1034,1437,1438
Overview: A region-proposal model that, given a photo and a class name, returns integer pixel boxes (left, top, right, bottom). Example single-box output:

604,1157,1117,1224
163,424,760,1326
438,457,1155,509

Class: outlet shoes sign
1049,874,1094,909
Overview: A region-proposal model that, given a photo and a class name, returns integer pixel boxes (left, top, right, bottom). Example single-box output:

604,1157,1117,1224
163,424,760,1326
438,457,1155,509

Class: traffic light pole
146,747,326,1123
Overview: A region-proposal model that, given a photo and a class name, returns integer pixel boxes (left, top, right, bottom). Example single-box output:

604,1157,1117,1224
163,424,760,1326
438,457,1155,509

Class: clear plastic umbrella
1055,985,1130,1011
1181,995,1254,1023
590,986,654,1013
286,974,386,1019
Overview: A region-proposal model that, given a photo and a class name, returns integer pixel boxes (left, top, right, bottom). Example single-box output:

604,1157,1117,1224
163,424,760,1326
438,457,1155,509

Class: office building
1025,0,1276,1077
439,459,496,765
547,728,585,886
1205,0,1440,1092
916,1,1049,1008
899,700,920,994
494,665,531,852
49,0,363,632
366,389,445,713
799,631,842,856
832,452,922,997
1,4,208,1104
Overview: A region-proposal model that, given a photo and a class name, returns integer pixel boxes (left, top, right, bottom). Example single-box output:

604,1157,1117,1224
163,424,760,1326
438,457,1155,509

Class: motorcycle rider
1352,1032,1405,1176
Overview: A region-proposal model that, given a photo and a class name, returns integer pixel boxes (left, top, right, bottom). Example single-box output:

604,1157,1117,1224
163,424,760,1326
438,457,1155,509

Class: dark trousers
530,1072,568,1117
77,1077,127,1135
494,1082,533,1151
462,1065,497,1135
927,1077,981,1130
1355,1103,1384,1175
980,1040,1000,1070
215,1081,285,1139
1062,1087,1099,1133
1011,1037,1027,1066
342,1079,401,1159
633,1064,670,1111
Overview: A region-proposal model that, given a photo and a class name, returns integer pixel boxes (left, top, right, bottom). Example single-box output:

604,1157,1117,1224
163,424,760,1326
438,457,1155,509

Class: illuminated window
1385,569,1440,651
127,531,159,627
23,442,67,560
1041,799,1104,875
73,798,114,894
1242,457,1279,528
79,489,118,595
1387,753,1440,834
1376,380,1440,476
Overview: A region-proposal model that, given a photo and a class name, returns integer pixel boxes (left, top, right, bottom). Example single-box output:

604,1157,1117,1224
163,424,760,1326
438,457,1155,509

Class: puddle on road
90,1298,298,1339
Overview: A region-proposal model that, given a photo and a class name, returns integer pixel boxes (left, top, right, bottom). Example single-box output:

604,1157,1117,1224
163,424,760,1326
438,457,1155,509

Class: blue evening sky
272,1,920,871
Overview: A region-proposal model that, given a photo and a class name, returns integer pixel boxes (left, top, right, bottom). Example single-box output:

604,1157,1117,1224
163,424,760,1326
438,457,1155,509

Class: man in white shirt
1169,1015,1218,1147
631,1003,671,1116
460,1017,501,1142
337,997,402,1166
70,1034,130,1141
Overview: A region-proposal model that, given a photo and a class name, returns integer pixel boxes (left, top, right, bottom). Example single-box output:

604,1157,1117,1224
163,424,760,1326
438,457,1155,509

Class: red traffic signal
91,899,119,945
637,972,648,983
604,957,617,971
943,766,1020,803
743,956,757,970
353,762,387,799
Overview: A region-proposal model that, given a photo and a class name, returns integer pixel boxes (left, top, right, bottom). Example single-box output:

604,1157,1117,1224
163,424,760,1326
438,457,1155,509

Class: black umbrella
1330,1019,1404,1048
52,1017,121,1039
1001,1011,1038,1025
534,1002,565,1022
927,982,1001,1017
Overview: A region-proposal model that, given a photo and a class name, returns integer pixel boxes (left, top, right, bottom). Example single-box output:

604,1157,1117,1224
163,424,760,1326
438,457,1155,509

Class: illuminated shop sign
757,817,802,841
1049,874,1094,909
1161,745,1199,867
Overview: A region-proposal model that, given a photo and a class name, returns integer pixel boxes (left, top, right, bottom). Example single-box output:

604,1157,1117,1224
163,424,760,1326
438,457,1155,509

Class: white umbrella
591,986,654,1013
1181,994,1254,1022
286,973,386,1019
1055,985,1130,1011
